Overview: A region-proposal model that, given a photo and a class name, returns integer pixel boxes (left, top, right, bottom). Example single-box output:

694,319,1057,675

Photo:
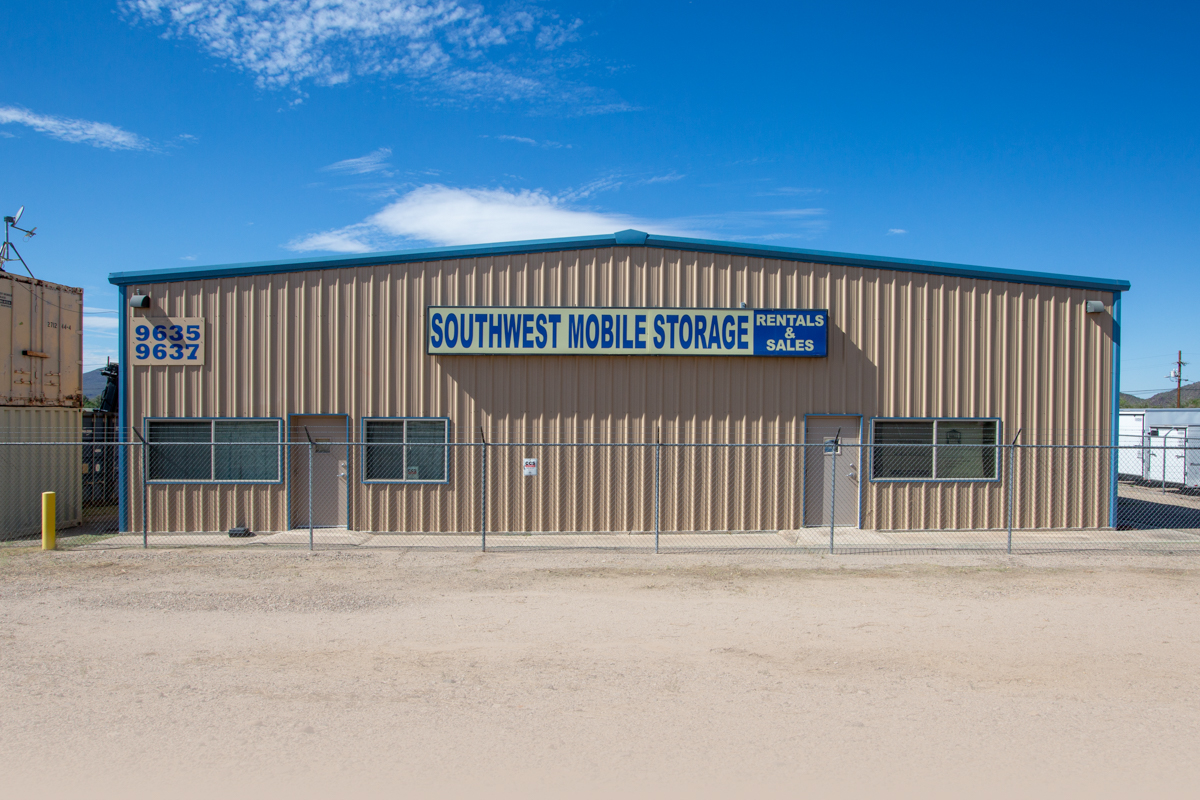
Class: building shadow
1117,495,1200,530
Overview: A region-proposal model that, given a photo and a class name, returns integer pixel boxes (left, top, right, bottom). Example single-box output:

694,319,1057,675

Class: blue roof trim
615,229,648,245
108,230,1131,293
645,234,1130,292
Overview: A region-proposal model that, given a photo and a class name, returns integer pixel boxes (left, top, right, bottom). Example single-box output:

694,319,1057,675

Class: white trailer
1118,410,1145,478
1118,408,1200,488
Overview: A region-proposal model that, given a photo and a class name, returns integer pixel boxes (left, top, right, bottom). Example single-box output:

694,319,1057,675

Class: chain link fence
3,438,1200,553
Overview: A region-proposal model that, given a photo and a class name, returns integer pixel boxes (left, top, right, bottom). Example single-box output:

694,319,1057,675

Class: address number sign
129,317,205,365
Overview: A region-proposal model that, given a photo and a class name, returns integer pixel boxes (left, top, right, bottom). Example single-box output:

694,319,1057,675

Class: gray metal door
804,416,860,527
290,415,349,528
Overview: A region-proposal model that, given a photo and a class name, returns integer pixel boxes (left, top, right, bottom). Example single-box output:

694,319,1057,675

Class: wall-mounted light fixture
129,294,151,309
1085,300,1105,313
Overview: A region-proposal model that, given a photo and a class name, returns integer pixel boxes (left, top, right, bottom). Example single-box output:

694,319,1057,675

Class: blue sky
1,0,1196,395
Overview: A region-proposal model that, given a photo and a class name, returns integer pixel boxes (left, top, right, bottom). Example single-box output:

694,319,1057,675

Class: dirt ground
2,548,1199,800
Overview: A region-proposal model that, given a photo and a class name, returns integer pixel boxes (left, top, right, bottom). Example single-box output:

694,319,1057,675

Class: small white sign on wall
523,458,538,477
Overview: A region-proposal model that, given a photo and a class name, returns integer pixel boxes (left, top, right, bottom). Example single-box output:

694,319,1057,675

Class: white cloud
371,186,646,244
288,184,672,251
887,228,908,235
493,134,571,149
83,309,119,370
660,208,830,241
0,106,153,150
574,102,638,116
641,172,685,184
322,147,394,175
83,315,120,334
755,186,823,197
286,184,833,253
557,175,623,202
291,228,379,253
83,311,120,369
123,1,617,109
535,18,582,50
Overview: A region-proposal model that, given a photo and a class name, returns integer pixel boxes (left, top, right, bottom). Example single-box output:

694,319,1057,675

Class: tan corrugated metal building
108,230,1129,535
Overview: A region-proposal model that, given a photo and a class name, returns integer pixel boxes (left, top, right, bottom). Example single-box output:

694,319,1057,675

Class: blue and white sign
427,307,827,357
129,317,205,365
751,310,827,356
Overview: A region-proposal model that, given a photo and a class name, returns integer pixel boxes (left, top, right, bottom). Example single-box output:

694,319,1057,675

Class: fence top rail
0,440,1168,448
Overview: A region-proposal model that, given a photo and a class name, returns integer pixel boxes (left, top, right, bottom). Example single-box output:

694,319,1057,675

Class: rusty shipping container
0,272,84,407
109,231,1128,535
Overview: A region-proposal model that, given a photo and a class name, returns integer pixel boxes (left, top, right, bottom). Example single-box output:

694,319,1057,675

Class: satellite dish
12,206,23,224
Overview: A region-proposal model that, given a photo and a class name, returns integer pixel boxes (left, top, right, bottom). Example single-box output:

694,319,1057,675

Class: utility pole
1168,351,1187,408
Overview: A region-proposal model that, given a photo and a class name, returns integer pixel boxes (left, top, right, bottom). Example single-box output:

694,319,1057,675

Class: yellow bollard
41,492,56,551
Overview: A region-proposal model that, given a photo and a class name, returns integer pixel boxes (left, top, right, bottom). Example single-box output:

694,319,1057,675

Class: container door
0,277,81,407
1164,428,1188,484
1117,413,1144,478
1144,428,1186,485
1143,432,1158,481
289,415,349,528
1187,427,1200,488
803,416,861,527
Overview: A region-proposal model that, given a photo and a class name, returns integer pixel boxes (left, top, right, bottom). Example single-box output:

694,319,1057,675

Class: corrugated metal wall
126,247,1115,532
0,406,83,536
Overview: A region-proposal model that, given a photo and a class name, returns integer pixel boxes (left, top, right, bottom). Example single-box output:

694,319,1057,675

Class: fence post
1162,440,1168,494
1006,444,1016,554
480,430,488,553
308,441,314,551
654,431,661,554
829,444,837,554
141,438,148,549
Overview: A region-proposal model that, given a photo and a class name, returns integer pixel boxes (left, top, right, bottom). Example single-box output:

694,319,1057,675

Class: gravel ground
2,548,1199,799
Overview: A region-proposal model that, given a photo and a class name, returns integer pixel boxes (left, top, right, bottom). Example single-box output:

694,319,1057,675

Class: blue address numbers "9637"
129,317,206,365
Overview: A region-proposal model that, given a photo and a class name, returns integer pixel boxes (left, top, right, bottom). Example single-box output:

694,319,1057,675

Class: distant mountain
1120,382,1200,409
82,368,110,399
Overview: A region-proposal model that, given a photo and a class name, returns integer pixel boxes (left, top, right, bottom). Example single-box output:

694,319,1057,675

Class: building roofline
108,229,1131,293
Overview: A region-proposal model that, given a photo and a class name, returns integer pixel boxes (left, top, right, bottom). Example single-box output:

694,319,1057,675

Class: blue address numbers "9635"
129,317,206,365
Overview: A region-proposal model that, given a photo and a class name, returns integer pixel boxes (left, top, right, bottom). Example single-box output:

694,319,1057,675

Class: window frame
142,417,285,485
359,417,451,485
868,417,1002,483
